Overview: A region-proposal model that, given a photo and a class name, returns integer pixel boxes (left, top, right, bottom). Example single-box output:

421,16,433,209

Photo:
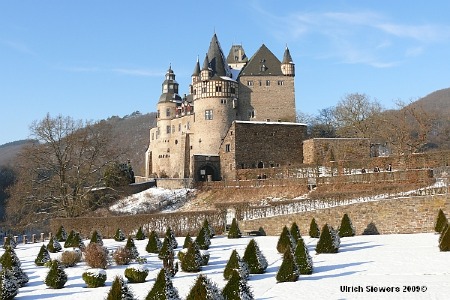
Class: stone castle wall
303,138,371,165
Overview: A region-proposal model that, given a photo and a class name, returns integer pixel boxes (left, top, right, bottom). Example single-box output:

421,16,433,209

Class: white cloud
2,39,36,55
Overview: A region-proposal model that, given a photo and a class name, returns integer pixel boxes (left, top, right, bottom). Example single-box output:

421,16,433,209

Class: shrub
89,230,103,246
0,247,29,287
339,213,356,237
125,237,139,260
276,248,299,282
183,233,194,249
82,269,107,288
224,249,249,280
439,225,450,251
146,230,162,254
362,222,380,235
309,218,320,238
290,222,301,242
440,223,449,243
35,244,51,266
84,243,108,269
316,224,339,254
186,274,223,300
145,268,180,300
64,230,75,248
165,226,178,249
158,236,174,260
202,218,215,238
114,228,126,242
44,260,68,289
228,218,242,239
106,275,136,300
64,231,85,250
113,247,132,266
258,227,266,236
200,250,210,266
435,209,448,233
124,266,149,283
277,225,295,254
47,236,62,253
195,226,211,250
2,235,16,250
0,269,18,300
135,226,146,240
55,226,67,242
242,239,268,274
180,241,202,272
59,250,82,267
221,269,254,300
294,238,313,275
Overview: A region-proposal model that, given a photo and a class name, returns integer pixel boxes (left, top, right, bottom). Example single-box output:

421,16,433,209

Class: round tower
281,46,295,76
156,66,181,140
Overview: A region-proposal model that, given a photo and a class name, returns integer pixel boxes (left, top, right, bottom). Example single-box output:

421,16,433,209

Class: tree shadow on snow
301,270,363,281
313,261,372,274
338,244,381,253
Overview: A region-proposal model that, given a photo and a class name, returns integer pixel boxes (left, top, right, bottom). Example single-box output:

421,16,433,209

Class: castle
144,34,308,181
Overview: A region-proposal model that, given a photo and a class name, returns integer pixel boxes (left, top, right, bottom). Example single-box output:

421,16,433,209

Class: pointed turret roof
202,53,210,71
240,44,283,76
192,57,200,76
282,46,294,64
227,44,248,64
206,33,230,77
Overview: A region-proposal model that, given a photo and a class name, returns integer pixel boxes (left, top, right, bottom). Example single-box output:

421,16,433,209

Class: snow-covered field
11,232,450,299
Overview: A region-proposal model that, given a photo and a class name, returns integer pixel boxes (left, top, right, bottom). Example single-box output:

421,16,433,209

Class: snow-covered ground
12,232,450,299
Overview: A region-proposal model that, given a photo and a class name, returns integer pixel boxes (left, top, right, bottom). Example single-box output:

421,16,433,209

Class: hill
0,139,36,166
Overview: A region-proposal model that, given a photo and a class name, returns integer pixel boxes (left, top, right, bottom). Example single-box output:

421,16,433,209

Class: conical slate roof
192,57,200,76
206,33,230,77
282,46,293,64
240,44,283,76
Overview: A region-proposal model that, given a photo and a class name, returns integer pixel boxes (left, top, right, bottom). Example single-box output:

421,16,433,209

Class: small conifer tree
276,248,299,282
0,247,29,287
35,244,51,266
106,275,136,300
242,239,268,274
183,233,194,249
45,260,68,289
439,225,450,251
309,218,320,238
290,222,302,242
64,230,84,250
223,249,249,280
294,238,313,275
165,226,178,249
47,236,62,253
195,226,211,250
186,274,223,300
89,230,103,246
145,269,180,300
440,223,449,244
146,230,162,254
0,269,18,300
55,226,67,242
277,225,295,254
125,237,139,260
181,241,202,272
435,209,448,233
135,226,146,240
202,218,215,238
316,224,339,254
362,222,380,235
228,218,241,239
114,228,126,241
64,230,75,248
221,269,254,300
338,213,356,237
158,236,174,260
258,227,266,236
2,235,16,250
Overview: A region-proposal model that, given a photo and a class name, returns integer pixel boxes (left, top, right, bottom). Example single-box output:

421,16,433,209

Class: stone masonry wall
239,194,450,236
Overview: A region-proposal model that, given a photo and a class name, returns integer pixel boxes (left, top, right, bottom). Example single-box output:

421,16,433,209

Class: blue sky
1,1,450,145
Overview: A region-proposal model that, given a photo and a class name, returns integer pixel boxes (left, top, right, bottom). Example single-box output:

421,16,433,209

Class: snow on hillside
11,233,450,299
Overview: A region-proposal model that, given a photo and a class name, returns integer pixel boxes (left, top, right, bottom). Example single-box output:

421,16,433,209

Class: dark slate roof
207,34,230,77
192,57,200,76
240,44,283,76
282,47,294,64
158,92,182,103
202,53,210,71
227,44,248,64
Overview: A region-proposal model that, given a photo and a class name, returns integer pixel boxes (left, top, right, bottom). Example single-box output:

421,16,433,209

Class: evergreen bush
0,247,29,287
145,269,180,300
113,247,132,265
242,239,268,274
181,241,202,272
0,269,18,300
186,274,223,300
158,236,174,260
165,226,178,249
44,260,68,289
135,226,146,240
202,218,215,238
114,228,126,242
47,236,62,253
258,227,266,236
64,230,75,248
59,250,82,267
200,250,210,266
35,244,51,266
82,269,107,288
277,225,295,254
228,218,242,239
223,249,249,280
183,233,194,249
84,243,108,269
435,209,448,233
316,224,339,254
146,230,162,254
64,231,84,250
439,225,450,251
195,226,211,250
362,222,380,235
294,238,313,275
338,213,356,237
55,225,67,242
221,269,254,300
125,237,139,260
124,266,149,283
89,230,103,246
440,223,449,243
309,218,320,238
106,275,136,300
2,235,16,250
290,222,301,242
276,248,299,282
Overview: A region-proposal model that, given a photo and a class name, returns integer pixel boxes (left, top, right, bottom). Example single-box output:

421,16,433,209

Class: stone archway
197,164,219,181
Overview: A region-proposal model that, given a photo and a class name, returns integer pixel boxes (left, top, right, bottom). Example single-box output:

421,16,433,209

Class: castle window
175,139,178,145
166,108,170,117
166,125,171,134
231,86,236,94
157,110,160,118
151,133,154,140
172,125,175,133
260,65,267,72
247,81,253,86
205,109,213,120
240,163,245,169
215,86,222,92
278,80,284,86
187,122,190,130
266,80,270,86
202,87,207,93
259,81,262,86
178,123,181,132
225,144,231,152
248,110,255,119
221,99,227,104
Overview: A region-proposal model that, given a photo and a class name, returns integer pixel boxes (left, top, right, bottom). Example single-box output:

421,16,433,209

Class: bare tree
6,114,127,228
